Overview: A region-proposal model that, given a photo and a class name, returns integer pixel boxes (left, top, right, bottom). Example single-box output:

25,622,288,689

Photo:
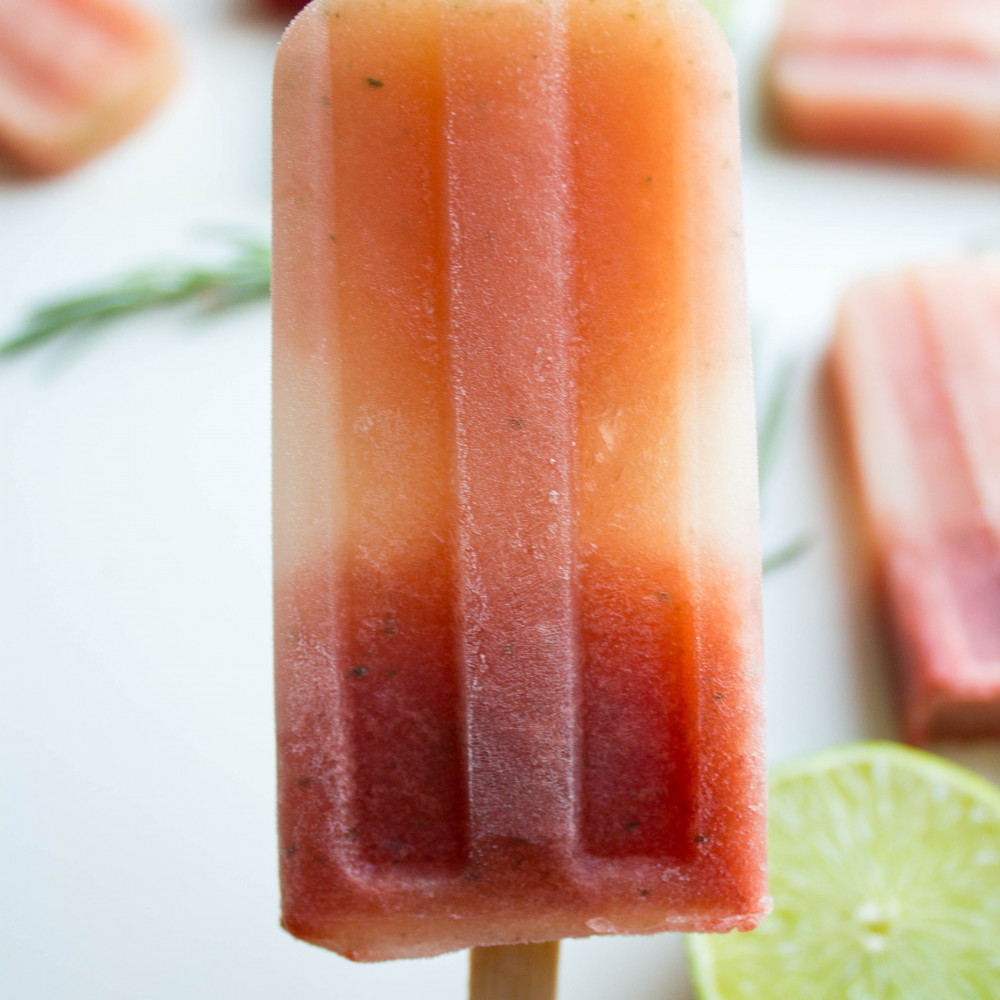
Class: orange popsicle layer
273,0,766,961
832,259,1000,744
0,0,177,175
770,0,1000,171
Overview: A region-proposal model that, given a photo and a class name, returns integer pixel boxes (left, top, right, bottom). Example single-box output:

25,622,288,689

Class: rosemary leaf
700,0,734,29
763,535,812,575
758,355,796,491
754,329,810,574
0,235,271,359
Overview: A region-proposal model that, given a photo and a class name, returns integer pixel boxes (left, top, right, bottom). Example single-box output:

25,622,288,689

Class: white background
2,0,999,997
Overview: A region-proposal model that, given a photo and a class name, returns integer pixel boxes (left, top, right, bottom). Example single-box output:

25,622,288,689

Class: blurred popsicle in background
0,0,177,176
769,0,1000,172
831,257,1000,744
273,0,767,964
262,0,308,16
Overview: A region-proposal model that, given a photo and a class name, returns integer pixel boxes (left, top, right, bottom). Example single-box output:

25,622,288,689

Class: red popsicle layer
832,259,1000,743
273,0,766,961
0,0,177,175
770,0,1000,172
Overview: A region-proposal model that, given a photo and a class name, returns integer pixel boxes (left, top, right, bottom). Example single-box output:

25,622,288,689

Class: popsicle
831,258,1000,744
0,0,177,176
273,0,767,962
769,0,1000,172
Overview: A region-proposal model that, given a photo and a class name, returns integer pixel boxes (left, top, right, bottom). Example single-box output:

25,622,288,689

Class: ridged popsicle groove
325,2,467,871
440,0,580,860
324,0,705,875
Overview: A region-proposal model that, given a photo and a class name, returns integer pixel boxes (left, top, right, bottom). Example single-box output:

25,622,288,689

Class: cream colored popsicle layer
273,0,766,962
0,0,177,175
770,0,1000,172
832,259,1000,743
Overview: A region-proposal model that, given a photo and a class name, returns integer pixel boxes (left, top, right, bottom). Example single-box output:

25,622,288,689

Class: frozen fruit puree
832,258,1000,744
770,0,1000,172
0,0,177,176
273,0,767,962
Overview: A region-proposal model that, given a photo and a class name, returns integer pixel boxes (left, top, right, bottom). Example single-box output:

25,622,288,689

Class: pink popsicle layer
832,258,1000,743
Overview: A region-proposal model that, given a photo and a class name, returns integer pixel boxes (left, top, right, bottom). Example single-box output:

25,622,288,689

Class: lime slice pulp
688,742,1000,1000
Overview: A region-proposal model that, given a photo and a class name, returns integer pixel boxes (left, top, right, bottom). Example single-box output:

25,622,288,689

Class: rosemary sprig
755,330,812,574
757,355,796,491
762,534,812,575
0,234,271,359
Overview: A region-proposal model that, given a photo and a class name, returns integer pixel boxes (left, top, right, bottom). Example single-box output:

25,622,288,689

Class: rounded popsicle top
278,0,736,73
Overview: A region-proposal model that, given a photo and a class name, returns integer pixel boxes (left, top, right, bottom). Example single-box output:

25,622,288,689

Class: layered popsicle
0,0,177,176
769,0,1000,172
831,258,1000,744
273,0,767,961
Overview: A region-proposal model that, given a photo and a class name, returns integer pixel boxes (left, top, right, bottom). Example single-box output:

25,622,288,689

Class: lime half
688,742,1000,1000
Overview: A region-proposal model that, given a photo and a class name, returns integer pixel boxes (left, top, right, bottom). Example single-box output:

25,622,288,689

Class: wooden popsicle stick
469,943,560,1000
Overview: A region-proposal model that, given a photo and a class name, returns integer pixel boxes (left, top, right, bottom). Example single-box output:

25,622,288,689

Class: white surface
2,1,1000,997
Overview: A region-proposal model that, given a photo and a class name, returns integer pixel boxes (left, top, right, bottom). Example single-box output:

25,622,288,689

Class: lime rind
766,742,1000,807
699,0,734,30
688,742,1000,1000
